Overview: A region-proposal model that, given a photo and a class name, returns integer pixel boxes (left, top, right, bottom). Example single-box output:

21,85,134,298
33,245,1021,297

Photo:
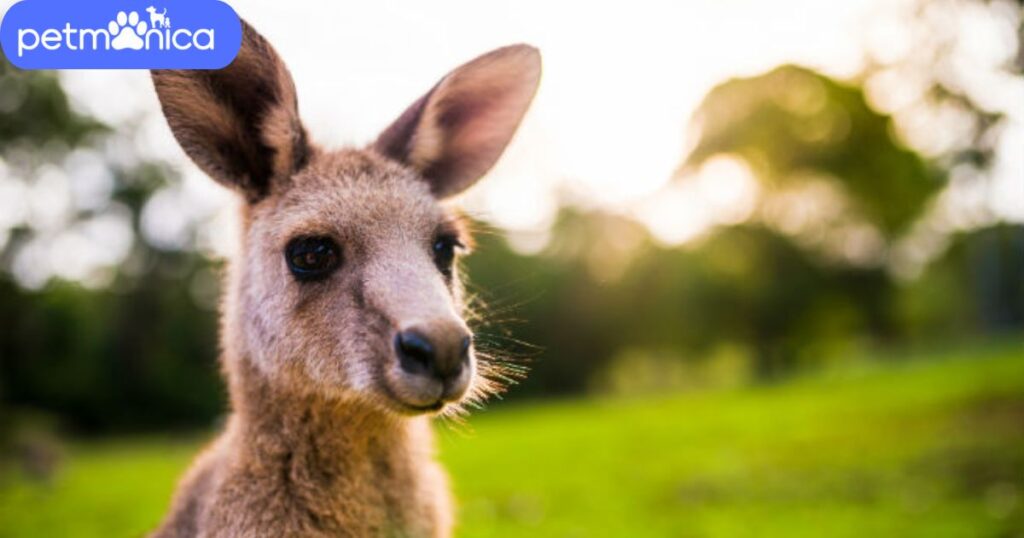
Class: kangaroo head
151,22,540,414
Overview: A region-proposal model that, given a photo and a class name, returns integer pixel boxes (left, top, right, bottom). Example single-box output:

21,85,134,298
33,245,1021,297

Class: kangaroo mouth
378,377,449,415
375,361,474,416
404,400,446,413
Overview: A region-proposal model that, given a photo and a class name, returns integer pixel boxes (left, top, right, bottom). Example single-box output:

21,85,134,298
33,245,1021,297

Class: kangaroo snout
392,321,473,409
395,329,470,380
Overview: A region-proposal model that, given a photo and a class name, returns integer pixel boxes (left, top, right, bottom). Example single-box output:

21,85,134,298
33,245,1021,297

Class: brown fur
149,19,539,538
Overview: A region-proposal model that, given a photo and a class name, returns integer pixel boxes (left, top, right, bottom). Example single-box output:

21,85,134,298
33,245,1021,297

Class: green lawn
2,342,1022,537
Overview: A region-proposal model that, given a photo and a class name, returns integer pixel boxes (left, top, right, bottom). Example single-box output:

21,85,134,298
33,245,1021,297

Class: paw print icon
109,11,148,50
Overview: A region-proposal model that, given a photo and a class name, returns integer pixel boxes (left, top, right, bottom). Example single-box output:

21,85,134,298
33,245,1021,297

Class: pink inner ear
423,93,517,189
424,47,541,197
386,45,541,198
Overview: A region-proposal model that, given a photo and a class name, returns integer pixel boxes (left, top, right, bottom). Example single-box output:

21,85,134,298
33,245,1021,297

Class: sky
1,0,1021,285
55,0,888,228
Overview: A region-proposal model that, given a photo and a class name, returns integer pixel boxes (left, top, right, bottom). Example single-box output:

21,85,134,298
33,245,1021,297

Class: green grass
2,342,1022,537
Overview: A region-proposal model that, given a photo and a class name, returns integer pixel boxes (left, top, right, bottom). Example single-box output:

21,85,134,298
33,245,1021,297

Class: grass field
1,342,1022,537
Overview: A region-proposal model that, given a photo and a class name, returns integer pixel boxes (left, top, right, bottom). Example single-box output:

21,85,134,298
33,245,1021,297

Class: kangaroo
149,19,540,538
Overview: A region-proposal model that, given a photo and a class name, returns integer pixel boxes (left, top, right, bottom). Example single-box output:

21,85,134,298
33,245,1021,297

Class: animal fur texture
149,19,540,538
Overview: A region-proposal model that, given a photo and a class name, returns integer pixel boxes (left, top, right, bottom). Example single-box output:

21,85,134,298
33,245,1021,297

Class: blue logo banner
0,0,241,69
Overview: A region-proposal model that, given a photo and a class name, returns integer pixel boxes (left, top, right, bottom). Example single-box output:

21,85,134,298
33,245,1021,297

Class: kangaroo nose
395,328,471,382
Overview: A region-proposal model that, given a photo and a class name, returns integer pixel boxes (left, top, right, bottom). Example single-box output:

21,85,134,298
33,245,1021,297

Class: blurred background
0,0,1022,536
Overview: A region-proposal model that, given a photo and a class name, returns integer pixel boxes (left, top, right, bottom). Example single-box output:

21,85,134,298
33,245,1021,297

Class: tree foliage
686,65,940,237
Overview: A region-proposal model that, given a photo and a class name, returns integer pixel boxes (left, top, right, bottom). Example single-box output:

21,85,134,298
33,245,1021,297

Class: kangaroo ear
152,20,310,202
373,45,541,198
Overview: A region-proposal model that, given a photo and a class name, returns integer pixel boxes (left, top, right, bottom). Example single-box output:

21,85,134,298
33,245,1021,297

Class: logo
1,0,242,69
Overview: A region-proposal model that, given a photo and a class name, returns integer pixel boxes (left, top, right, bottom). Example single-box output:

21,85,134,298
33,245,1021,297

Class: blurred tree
0,54,102,146
625,225,896,378
466,209,903,394
864,0,1024,330
882,0,1022,173
684,65,940,238
897,223,1024,339
661,0,1024,375
0,50,224,434
651,67,930,377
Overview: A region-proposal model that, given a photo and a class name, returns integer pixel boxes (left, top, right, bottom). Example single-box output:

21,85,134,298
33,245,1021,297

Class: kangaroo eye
285,236,341,281
432,235,462,277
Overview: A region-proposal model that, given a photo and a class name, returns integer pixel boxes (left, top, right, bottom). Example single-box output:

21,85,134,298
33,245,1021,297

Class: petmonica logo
0,0,242,69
